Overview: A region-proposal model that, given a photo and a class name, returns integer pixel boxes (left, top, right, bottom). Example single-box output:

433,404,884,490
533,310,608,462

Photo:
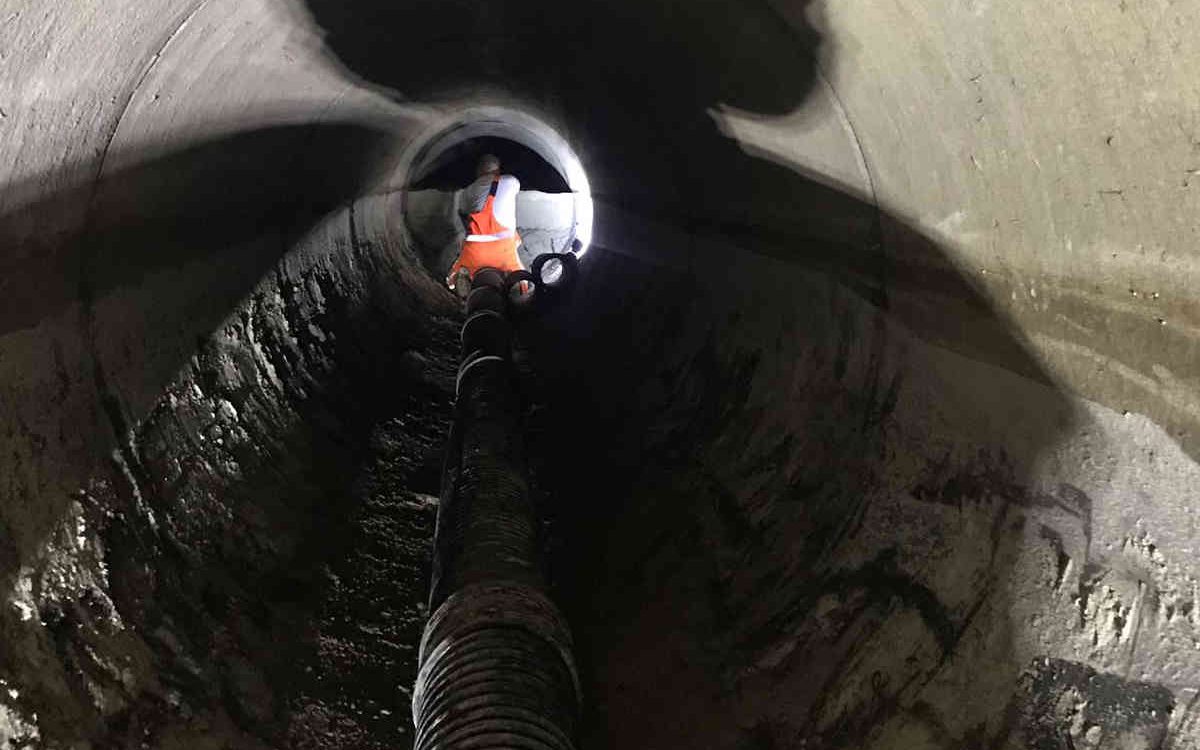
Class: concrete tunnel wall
1,0,1199,747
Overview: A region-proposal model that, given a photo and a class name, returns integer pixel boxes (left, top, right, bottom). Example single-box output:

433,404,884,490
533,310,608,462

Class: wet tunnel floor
281,416,438,749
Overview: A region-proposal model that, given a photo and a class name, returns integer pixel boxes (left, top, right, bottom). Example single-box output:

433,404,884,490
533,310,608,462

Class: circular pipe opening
409,136,570,193
397,106,595,266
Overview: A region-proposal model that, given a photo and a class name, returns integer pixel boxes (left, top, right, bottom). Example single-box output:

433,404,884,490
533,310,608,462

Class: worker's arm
492,175,520,231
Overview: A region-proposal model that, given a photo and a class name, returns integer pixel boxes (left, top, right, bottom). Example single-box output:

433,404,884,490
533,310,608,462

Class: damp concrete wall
0,0,1198,747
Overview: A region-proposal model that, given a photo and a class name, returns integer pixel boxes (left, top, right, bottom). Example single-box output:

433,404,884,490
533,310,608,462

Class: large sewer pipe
1,1,1200,748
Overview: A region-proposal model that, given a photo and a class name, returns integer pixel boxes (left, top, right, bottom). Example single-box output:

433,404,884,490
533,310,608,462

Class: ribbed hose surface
413,584,579,750
415,270,579,750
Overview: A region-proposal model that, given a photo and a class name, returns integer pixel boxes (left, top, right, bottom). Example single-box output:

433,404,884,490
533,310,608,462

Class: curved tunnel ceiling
2,0,1200,747
6,0,1195,445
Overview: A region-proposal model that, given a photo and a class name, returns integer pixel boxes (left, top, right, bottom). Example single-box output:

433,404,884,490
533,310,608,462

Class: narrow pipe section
414,270,580,750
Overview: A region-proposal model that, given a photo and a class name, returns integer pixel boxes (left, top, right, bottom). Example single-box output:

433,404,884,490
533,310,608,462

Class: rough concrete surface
0,0,1198,748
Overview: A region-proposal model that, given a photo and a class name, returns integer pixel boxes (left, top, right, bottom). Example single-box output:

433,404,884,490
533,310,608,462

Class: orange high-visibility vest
447,176,522,286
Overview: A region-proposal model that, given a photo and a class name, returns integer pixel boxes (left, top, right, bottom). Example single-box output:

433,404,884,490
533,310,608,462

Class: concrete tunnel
1,0,1199,747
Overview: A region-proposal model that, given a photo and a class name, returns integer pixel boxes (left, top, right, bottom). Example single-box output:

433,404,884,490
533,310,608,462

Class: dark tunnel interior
0,0,1196,748
408,136,570,192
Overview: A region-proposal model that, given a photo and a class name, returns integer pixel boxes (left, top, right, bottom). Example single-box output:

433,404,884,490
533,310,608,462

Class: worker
446,154,523,292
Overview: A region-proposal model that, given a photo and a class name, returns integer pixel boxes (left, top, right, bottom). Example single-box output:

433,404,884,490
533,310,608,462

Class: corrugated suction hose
414,267,580,750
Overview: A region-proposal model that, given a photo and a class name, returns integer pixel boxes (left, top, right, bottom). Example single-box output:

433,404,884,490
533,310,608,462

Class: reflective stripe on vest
464,176,515,243
465,229,515,242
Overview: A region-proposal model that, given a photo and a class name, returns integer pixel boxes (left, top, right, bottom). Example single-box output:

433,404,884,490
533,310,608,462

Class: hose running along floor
1,0,1199,748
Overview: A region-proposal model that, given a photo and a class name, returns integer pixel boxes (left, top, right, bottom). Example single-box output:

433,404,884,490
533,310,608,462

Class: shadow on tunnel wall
0,122,390,336
301,1,1175,748
0,118,396,586
0,0,1167,745
0,120,397,572
0,117,456,744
